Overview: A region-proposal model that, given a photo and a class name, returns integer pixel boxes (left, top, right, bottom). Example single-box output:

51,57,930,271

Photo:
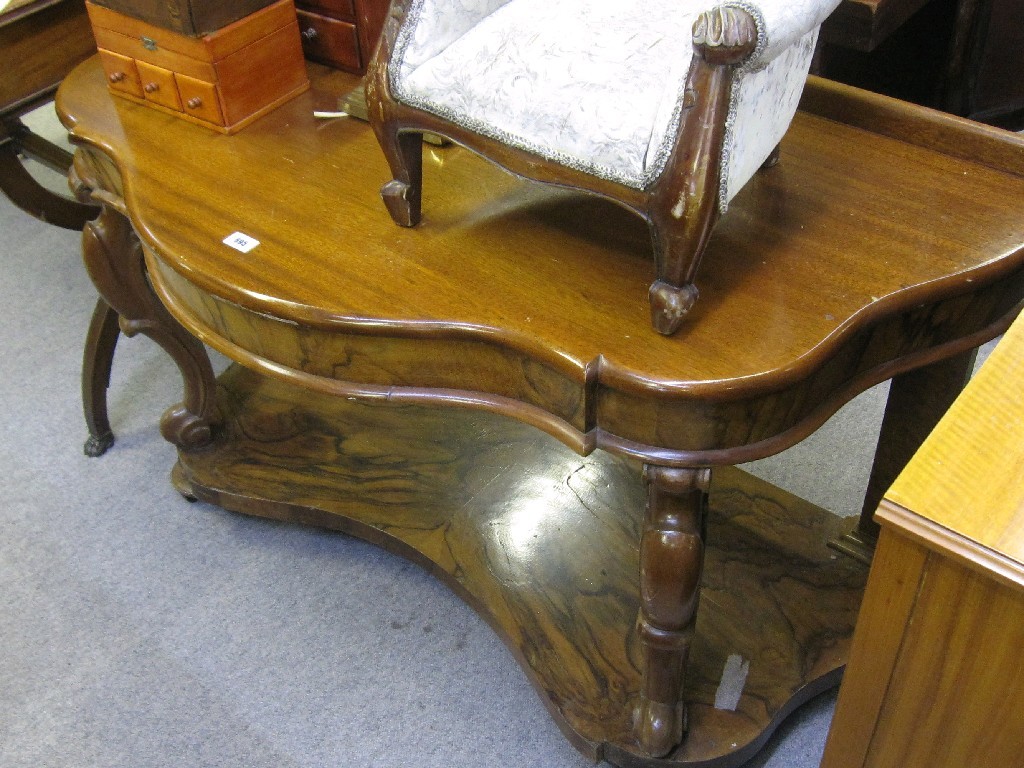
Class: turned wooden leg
832,350,976,562
79,201,216,450
636,465,711,757
375,129,422,227
82,297,120,457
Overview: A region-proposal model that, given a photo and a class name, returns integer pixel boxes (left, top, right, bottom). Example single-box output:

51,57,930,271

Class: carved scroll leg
646,8,758,336
376,129,423,228
82,297,120,457
636,465,711,757
80,201,216,451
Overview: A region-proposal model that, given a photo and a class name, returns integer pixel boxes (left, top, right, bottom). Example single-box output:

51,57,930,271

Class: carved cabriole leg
375,129,423,227
81,297,120,456
365,0,423,228
78,197,216,451
636,465,711,757
646,8,758,335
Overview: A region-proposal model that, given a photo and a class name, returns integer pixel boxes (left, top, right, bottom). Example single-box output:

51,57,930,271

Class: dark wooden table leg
0,118,97,230
81,297,120,456
79,200,217,451
0,117,111,451
832,349,977,562
636,465,711,757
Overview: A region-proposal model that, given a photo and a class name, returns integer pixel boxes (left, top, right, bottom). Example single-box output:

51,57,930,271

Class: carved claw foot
380,179,420,227
83,432,115,457
649,281,699,336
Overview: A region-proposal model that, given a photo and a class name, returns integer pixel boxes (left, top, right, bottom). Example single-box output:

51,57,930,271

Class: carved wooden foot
78,196,216,451
636,465,711,757
82,297,120,456
377,131,422,227
649,280,700,336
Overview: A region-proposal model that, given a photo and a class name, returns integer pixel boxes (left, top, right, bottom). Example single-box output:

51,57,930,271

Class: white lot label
223,232,260,253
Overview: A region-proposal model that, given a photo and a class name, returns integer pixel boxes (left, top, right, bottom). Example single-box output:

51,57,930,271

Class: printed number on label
223,232,260,253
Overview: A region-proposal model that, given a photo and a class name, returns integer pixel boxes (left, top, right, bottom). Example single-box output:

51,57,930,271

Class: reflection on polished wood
175,365,867,767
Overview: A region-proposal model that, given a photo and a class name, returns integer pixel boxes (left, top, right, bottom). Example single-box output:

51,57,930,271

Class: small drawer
136,60,182,111
98,49,144,98
295,0,356,20
176,73,223,126
297,9,360,72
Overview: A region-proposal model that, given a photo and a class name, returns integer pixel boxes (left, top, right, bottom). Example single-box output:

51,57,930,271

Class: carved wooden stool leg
646,8,758,336
375,129,423,228
82,297,120,456
80,202,216,451
636,465,711,757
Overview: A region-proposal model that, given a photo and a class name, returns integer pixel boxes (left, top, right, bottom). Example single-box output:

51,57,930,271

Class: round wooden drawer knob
109,72,125,84
186,97,203,110
144,82,159,94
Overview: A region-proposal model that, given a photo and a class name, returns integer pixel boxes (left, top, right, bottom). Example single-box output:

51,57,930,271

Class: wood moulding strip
876,499,1024,591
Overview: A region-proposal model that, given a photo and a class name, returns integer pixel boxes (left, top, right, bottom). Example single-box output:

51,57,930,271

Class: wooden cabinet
87,0,309,133
295,0,387,73
822,315,1024,768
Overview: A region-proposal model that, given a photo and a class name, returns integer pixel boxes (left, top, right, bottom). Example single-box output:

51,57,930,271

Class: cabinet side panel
865,554,1024,768
821,530,927,768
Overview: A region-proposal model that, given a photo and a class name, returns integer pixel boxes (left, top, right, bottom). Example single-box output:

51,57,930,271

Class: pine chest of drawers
87,0,309,133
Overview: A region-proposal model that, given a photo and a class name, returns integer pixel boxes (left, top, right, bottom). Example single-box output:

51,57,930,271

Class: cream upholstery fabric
723,27,819,207
392,0,840,207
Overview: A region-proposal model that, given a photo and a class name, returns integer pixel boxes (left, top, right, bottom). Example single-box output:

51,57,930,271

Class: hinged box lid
86,0,297,64
87,0,277,36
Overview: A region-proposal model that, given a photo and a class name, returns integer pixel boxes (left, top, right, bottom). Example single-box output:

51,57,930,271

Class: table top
57,58,1024,463
884,312,1024,580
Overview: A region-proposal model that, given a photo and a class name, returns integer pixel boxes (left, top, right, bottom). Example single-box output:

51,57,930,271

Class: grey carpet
0,110,993,767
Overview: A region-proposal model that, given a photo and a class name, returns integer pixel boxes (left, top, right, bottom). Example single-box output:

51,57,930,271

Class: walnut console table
57,58,1024,767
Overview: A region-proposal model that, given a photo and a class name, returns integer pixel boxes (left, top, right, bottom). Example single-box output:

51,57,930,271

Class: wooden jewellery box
88,0,277,36
87,0,309,133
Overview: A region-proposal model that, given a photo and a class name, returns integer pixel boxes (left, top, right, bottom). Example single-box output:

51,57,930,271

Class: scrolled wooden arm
692,6,759,66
